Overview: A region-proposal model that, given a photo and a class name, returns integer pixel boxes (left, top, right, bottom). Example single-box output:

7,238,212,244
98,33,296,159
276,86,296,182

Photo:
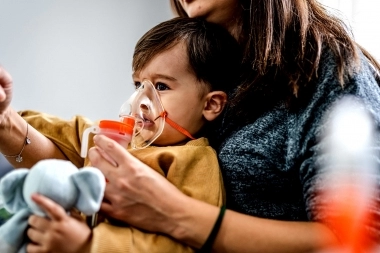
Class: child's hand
0,66,13,112
26,193,92,253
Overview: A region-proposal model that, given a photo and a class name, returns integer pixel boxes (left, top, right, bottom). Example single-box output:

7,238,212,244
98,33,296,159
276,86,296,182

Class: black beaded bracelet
198,205,226,253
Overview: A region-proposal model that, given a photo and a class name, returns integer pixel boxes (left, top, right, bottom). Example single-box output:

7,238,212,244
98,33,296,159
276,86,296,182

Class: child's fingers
26,242,43,253
31,193,66,221
28,215,48,228
26,225,44,245
0,66,12,103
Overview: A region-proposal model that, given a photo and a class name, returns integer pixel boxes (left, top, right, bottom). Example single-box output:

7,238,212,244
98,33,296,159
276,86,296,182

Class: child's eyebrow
153,74,177,82
131,73,178,82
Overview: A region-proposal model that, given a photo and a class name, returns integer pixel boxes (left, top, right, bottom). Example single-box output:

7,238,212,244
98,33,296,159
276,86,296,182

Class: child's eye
155,82,169,91
134,81,142,89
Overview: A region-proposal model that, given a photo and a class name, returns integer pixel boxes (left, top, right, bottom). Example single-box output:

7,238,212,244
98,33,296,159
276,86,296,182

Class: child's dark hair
133,17,241,96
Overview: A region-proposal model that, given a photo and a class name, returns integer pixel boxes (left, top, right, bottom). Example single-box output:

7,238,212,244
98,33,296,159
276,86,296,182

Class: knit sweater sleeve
298,49,380,240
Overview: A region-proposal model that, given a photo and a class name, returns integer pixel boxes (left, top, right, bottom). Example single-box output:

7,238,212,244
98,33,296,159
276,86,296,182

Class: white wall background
0,1,174,121
319,0,380,61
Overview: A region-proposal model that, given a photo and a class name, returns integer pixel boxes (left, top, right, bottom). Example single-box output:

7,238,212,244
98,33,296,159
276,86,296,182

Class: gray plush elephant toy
0,159,105,253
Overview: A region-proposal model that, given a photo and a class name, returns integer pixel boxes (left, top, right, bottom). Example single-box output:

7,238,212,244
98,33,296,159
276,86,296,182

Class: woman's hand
88,134,187,235
26,193,92,253
0,65,13,118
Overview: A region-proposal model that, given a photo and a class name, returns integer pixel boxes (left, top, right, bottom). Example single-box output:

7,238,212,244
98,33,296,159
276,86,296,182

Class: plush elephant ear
71,167,105,215
0,169,29,213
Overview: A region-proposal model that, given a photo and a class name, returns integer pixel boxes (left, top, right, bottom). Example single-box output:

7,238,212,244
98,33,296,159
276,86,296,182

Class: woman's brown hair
171,0,380,122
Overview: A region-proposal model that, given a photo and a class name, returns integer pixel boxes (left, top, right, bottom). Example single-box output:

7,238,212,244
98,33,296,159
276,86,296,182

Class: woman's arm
0,66,66,168
176,198,338,253
89,134,339,253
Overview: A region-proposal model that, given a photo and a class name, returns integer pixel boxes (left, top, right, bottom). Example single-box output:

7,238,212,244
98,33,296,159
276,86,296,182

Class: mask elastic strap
156,111,195,140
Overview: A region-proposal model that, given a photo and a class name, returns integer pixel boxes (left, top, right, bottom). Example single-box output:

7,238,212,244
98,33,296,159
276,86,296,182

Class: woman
89,0,380,252
1,0,380,252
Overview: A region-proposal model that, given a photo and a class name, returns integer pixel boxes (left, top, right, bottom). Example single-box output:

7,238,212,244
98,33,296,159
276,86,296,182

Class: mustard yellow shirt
21,110,224,253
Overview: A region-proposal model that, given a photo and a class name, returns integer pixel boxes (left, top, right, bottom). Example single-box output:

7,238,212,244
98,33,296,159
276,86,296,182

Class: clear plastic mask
119,80,165,149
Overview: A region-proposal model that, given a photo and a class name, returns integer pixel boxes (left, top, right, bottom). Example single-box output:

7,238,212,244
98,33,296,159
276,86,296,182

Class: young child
23,17,241,252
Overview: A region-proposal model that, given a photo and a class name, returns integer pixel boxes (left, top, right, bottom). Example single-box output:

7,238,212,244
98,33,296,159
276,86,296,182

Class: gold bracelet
3,122,31,163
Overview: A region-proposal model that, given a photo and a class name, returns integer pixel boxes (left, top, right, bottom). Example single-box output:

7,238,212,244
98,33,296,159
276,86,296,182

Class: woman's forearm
172,197,339,253
0,108,66,168
89,135,339,253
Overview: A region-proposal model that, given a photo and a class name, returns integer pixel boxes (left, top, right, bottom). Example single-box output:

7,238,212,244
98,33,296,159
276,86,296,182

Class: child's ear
203,91,227,121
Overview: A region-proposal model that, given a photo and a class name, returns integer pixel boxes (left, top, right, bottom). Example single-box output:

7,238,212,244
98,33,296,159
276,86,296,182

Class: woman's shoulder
306,45,379,105
318,45,379,84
